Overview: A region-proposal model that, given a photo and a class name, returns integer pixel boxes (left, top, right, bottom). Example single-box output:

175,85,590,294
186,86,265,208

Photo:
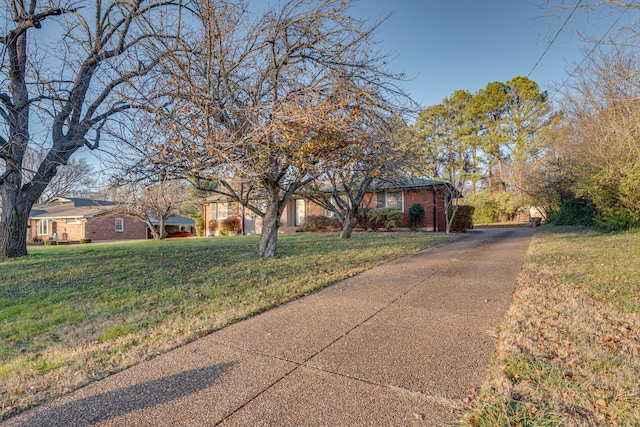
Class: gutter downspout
433,189,437,232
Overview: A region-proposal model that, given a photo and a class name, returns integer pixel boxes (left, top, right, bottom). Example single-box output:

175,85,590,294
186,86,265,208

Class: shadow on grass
10,362,234,427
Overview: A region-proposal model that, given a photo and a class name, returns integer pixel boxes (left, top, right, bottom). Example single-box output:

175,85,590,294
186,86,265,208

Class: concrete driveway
5,227,534,427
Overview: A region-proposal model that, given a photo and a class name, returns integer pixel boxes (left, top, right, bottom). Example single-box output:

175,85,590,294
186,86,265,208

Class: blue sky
77,1,638,168
347,0,633,108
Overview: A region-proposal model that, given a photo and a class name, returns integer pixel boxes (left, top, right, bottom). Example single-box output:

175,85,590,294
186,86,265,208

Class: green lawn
461,226,640,426
0,232,452,420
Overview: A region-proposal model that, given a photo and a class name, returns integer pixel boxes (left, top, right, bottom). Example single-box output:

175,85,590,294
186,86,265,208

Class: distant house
28,197,194,242
201,178,454,235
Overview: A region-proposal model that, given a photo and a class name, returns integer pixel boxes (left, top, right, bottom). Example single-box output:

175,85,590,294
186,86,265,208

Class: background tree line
411,76,557,224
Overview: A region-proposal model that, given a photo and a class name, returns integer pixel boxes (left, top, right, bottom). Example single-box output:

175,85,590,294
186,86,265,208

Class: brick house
202,178,454,235
28,197,194,242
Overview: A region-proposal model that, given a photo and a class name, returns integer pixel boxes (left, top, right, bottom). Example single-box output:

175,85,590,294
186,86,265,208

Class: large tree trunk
258,205,280,257
158,217,167,239
0,180,43,258
340,214,355,239
0,200,30,258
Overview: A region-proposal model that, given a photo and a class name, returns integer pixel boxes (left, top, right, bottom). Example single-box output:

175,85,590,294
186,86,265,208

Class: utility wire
528,0,584,78
551,0,636,99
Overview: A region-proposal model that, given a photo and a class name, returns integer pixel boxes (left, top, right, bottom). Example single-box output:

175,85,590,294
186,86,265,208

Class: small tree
110,179,187,240
22,150,97,201
304,115,414,239
367,208,403,231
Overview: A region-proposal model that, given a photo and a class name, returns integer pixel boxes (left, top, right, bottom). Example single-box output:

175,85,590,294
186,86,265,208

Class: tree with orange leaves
150,0,411,256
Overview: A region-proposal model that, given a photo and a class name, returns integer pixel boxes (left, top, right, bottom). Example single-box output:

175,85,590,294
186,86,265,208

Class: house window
376,191,404,211
115,218,124,232
37,219,49,235
66,218,81,225
213,202,233,220
386,192,404,211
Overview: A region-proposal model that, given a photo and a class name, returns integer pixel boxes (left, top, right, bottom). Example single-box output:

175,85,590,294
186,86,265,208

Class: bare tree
110,178,187,240
555,46,640,228
0,0,183,258
151,0,411,256
22,149,97,201
303,115,413,238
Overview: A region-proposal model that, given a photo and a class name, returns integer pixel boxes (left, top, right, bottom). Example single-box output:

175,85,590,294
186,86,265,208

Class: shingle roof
377,178,449,190
28,197,117,219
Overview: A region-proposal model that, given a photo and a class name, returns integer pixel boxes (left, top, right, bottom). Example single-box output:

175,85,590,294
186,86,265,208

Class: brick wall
403,189,447,231
54,220,86,241
302,188,447,231
201,187,450,234
85,215,148,241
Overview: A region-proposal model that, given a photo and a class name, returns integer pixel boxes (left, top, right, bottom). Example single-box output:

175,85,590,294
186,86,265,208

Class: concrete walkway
5,227,534,427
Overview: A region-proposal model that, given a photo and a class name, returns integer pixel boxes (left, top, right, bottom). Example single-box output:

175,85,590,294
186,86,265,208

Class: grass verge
459,226,640,426
0,232,452,420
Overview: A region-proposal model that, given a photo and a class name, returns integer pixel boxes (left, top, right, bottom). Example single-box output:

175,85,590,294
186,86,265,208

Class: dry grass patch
0,232,452,421
460,226,640,426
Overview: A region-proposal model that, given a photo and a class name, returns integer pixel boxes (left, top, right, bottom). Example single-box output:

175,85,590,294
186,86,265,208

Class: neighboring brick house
28,197,194,242
202,178,454,235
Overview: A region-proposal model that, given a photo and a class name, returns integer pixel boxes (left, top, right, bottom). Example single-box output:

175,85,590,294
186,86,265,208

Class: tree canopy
0,0,184,258
148,0,412,256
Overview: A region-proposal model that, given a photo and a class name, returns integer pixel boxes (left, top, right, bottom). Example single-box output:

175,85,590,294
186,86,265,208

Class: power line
528,0,584,78
551,0,636,99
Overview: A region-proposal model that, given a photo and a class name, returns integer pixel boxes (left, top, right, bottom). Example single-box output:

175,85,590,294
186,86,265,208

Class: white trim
37,219,49,235
213,202,232,220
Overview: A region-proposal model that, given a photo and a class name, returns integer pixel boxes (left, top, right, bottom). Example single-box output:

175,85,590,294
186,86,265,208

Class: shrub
449,205,475,232
466,192,519,224
79,238,92,244
221,216,242,235
355,208,372,230
194,217,205,236
408,203,425,231
301,215,342,232
44,240,57,246
548,197,594,227
366,208,403,231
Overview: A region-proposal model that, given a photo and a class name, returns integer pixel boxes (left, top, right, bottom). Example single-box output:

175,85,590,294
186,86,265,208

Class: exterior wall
85,216,148,241
55,220,86,241
302,189,448,232
281,199,307,228
29,215,151,241
202,187,450,235
307,201,324,217
203,201,242,236
402,188,447,231
202,200,293,235
28,219,48,241
28,219,84,241
281,203,291,227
